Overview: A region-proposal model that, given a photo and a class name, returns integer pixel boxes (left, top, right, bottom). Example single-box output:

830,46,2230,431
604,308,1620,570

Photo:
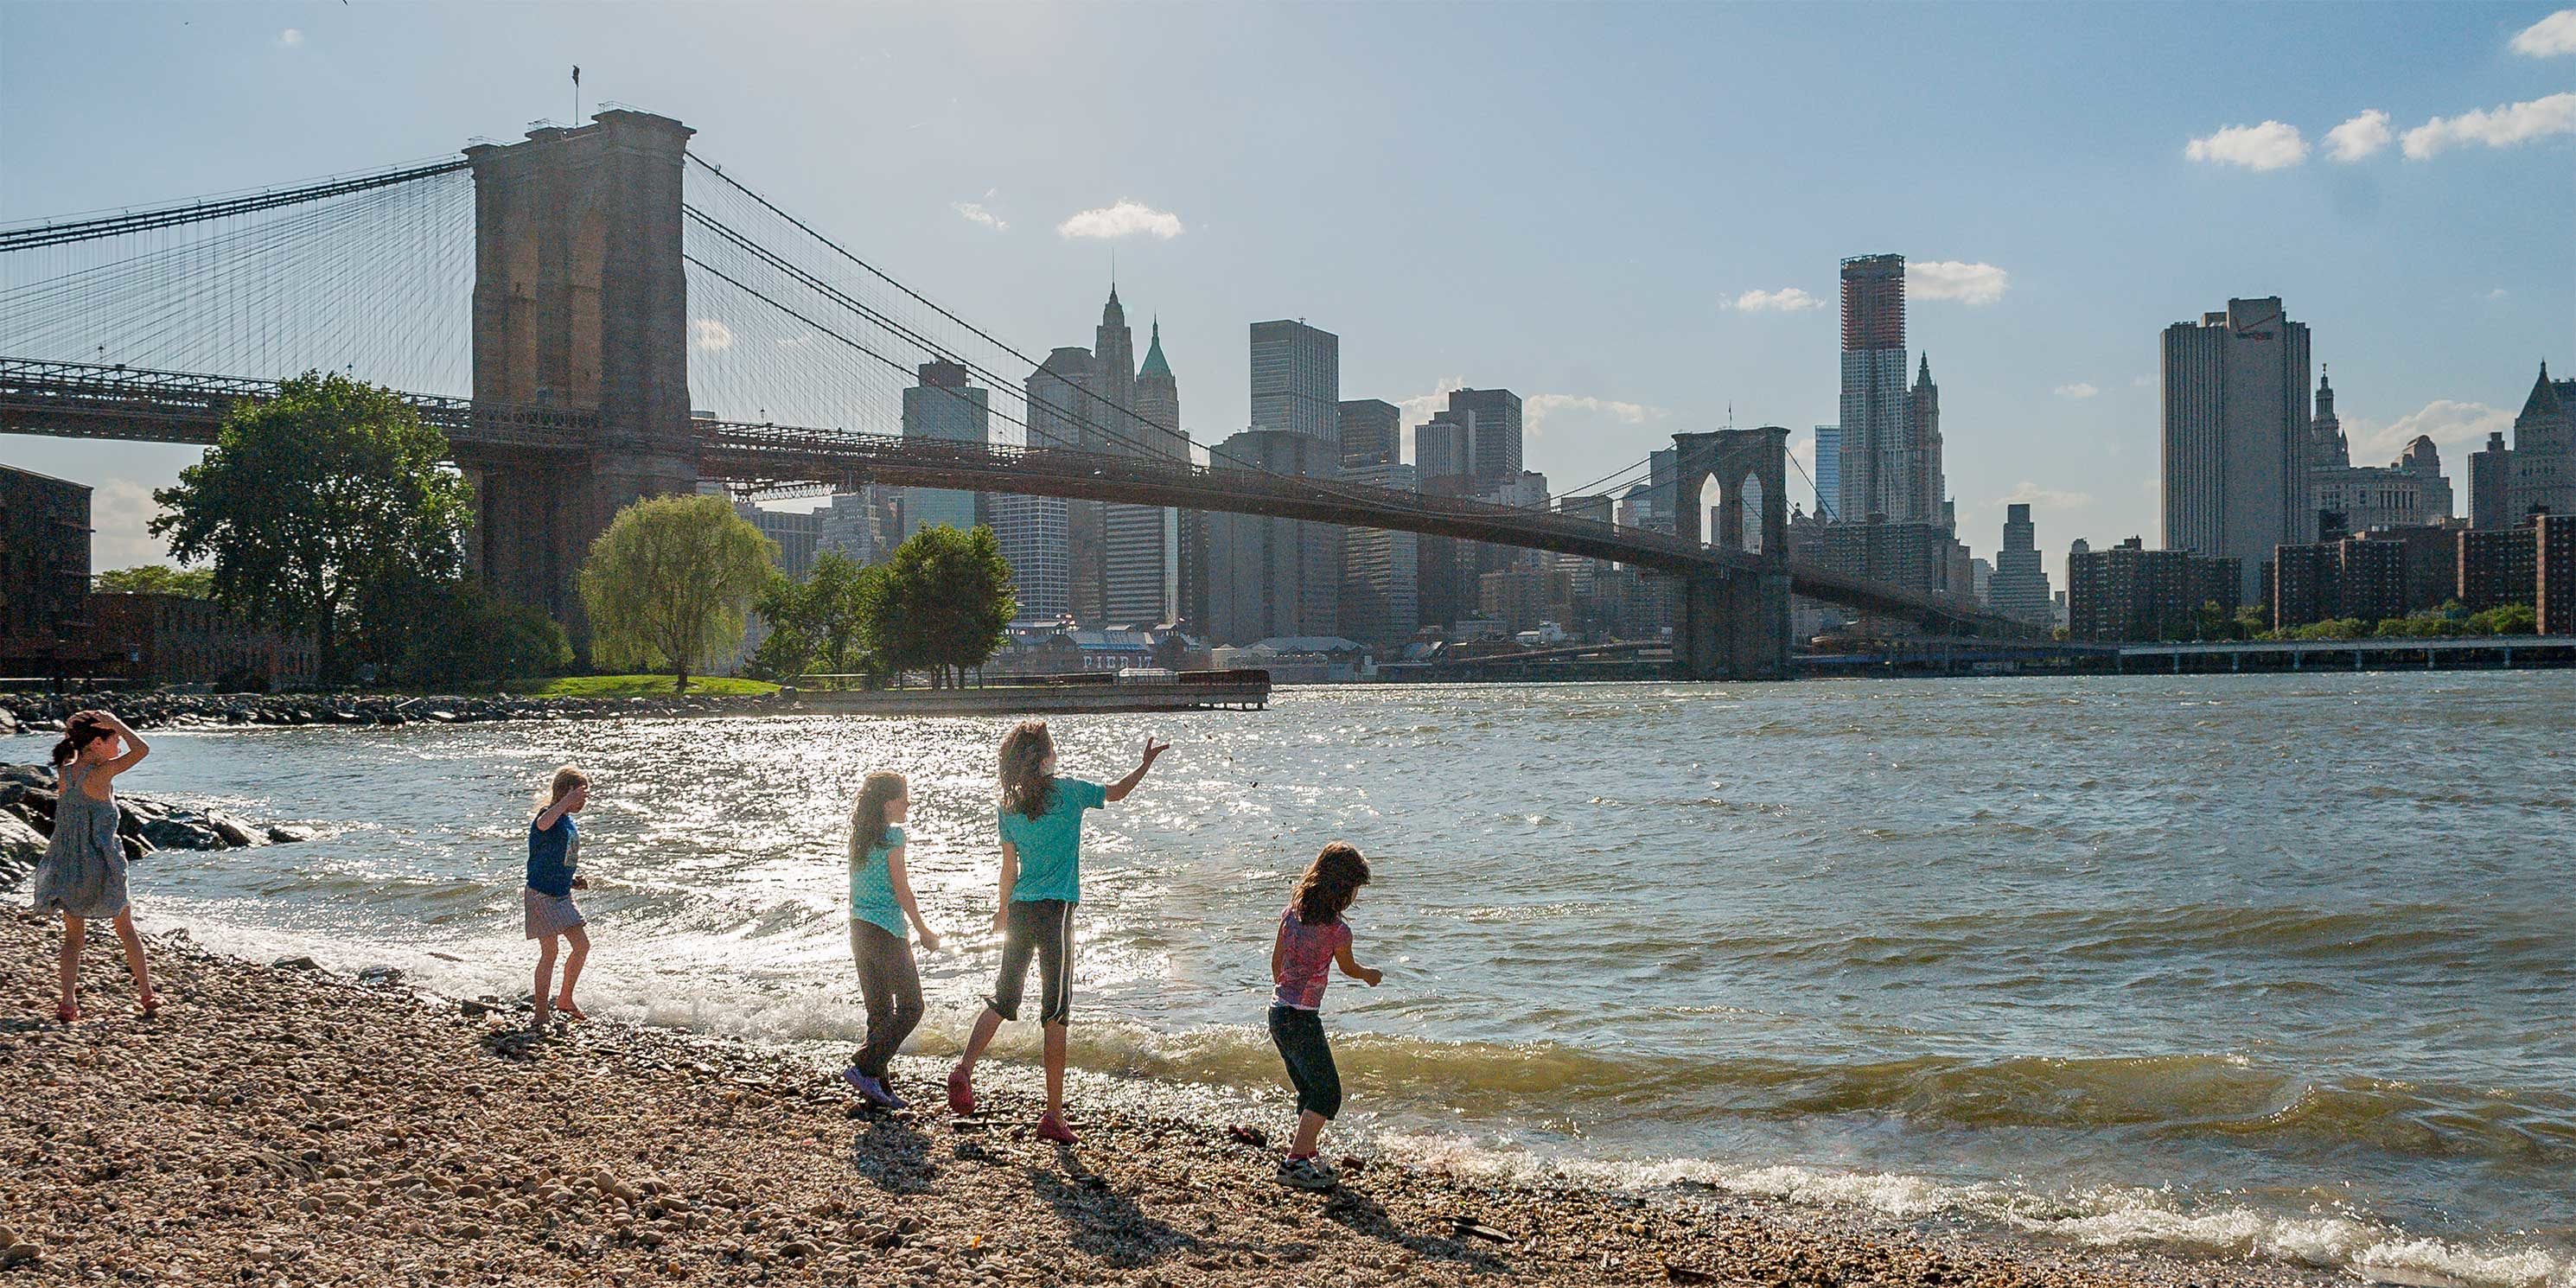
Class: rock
0,812,45,882
271,955,322,972
0,1243,37,1268
357,966,405,987
268,824,315,844
204,809,260,847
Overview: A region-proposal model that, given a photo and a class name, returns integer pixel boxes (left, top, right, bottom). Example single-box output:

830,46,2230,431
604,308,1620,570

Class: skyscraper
1206,429,1340,644
1838,253,1912,523
1338,399,1401,469
1340,462,1420,647
899,360,989,539
1248,320,1340,443
1988,502,2052,624
1107,316,1188,627
1412,414,1474,634
1416,415,1470,484
2162,296,2315,599
1910,356,1943,527
1446,388,1524,494
1027,344,1110,622
1811,425,1840,520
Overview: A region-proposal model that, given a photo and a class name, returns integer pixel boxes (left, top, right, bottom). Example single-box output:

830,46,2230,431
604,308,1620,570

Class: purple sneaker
843,1068,898,1107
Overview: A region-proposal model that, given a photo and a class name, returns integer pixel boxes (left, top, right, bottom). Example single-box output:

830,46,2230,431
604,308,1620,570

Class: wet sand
0,909,2322,1286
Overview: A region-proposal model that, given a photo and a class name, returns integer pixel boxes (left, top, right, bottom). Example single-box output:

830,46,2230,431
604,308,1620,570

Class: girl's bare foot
138,991,161,1016
55,999,78,1025
530,1003,552,1031
552,997,589,1023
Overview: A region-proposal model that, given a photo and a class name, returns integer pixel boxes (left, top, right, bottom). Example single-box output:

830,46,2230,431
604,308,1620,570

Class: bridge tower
463,110,699,628
1670,427,1792,679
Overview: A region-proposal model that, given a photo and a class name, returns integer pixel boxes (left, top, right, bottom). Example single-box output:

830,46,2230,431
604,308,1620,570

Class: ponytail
52,711,114,768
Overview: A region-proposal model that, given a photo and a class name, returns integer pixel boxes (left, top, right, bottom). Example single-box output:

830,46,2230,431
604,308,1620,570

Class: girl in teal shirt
946,721,1168,1143
844,771,942,1108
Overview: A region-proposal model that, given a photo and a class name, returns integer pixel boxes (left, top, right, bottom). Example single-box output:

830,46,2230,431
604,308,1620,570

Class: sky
3,2,2571,570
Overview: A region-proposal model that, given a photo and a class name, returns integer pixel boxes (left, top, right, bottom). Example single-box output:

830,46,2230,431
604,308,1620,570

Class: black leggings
1268,1004,1342,1120
987,898,1074,1025
849,920,923,1078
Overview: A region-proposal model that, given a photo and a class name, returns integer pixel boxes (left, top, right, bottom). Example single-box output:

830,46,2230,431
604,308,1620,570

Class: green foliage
864,525,1017,686
501,674,780,699
94,565,216,597
2284,617,2369,641
2464,603,2538,636
577,494,777,692
150,371,475,680
359,577,571,689
743,551,883,683
2233,604,2269,639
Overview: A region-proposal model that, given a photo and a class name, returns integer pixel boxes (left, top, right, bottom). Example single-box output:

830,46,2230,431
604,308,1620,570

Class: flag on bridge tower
571,66,580,86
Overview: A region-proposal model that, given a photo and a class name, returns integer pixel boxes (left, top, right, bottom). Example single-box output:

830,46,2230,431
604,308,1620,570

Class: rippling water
35,673,2576,1285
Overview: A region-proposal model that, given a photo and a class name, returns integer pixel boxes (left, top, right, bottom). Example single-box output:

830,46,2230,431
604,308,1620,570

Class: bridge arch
1669,427,1792,680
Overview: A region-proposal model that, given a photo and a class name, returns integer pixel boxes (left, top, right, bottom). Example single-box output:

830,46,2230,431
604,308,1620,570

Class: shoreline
0,910,2330,1287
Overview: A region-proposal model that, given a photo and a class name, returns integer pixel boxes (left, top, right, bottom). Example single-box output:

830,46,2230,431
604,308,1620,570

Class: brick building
0,464,96,672
88,592,316,688
2067,538,2241,641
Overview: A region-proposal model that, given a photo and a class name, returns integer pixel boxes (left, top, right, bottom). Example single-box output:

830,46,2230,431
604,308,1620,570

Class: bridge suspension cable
0,159,469,253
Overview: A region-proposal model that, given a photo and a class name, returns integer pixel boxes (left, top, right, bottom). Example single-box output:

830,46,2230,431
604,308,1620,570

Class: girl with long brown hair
33,709,155,1023
1268,841,1382,1190
946,720,1169,1142
842,770,941,1108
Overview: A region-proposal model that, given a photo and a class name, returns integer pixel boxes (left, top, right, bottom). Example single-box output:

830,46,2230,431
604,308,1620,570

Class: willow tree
150,371,474,682
577,494,777,692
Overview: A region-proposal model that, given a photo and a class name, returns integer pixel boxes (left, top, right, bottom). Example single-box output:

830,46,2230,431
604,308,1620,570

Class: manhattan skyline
2,2,2568,570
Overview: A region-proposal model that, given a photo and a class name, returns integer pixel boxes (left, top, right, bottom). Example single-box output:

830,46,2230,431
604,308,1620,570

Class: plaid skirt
523,887,586,940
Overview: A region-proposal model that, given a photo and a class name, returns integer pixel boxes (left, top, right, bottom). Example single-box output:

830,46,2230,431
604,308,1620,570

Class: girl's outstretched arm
1334,940,1383,987
887,845,940,953
1104,736,1172,803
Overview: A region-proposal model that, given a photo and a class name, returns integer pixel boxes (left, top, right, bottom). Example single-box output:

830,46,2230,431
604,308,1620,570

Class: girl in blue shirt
946,720,1168,1143
843,771,943,1108
525,765,590,1030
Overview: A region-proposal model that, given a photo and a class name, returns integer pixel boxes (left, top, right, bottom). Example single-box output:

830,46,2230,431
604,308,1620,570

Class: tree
2464,603,2538,637
743,551,883,684
151,371,475,682
357,574,571,689
577,494,776,692
94,565,216,598
2233,604,2269,640
865,525,1016,687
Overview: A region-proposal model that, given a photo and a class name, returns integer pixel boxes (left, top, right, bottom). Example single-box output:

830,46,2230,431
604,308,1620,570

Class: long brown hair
849,771,907,865
535,765,590,807
998,720,1056,821
1292,842,1371,926
51,711,116,768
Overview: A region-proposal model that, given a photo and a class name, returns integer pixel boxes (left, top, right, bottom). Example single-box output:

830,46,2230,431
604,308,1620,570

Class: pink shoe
1036,1112,1076,1145
946,1065,976,1116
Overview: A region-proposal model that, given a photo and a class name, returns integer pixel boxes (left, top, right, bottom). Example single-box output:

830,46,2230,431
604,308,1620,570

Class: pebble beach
0,909,2323,1288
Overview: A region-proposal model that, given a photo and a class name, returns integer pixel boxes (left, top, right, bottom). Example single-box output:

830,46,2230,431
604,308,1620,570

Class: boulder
138,812,225,851
203,809,260,847
266,824,315,844
0,813,47,890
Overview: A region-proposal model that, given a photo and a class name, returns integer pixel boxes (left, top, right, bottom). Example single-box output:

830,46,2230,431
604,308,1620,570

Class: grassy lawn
500,674,781,699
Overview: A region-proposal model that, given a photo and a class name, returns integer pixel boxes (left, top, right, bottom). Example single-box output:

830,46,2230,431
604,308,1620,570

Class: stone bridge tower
464,109,698,627
1670,427,1791,679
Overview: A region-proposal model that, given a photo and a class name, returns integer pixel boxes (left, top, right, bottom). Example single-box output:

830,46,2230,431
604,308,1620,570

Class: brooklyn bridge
0,109,2036,679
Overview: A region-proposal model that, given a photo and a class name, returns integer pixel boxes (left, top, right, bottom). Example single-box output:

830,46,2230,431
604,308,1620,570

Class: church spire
1138,316,1171,379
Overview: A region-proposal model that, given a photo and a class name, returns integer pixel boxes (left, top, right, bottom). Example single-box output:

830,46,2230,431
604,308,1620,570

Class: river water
29,673,2576,1285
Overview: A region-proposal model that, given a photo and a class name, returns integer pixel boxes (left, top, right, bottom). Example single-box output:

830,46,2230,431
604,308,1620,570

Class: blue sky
3,2,2569,569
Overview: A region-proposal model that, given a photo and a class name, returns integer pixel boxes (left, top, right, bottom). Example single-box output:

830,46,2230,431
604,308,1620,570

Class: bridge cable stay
1,162,475,394
682,156,1671,532
0,158,469,253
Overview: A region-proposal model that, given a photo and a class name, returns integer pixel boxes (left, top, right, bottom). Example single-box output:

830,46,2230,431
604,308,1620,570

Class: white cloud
91,478,172,568
2401,92,2576,158
951,201,1008,233
1907,259,2010,305
2185,120,2309,171
2054,382,2100,399
1056,200,1184,240
690,318,734,352
1396,376,1466,428
2511,9,2576,55
2324,109,2393,162
1727,287,1822,313
1997,481,2095,511
276,28,303,48
2347,399,2511,462
1523,393,1659,439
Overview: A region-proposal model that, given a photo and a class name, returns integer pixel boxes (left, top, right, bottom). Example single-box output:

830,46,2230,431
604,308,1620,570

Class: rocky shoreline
0,688,784,735
0,763,304,893
0,914,2318,1288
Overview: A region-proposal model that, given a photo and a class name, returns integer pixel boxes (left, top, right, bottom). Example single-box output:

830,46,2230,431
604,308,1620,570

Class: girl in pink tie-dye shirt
1267,842,1381,1190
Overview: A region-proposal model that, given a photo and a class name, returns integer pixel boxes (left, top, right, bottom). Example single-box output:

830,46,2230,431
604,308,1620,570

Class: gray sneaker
1278,1155,1338,1190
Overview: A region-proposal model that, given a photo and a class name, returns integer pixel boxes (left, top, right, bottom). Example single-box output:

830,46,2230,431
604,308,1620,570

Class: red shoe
946,1065,976,1116
1036,1112,1075,1145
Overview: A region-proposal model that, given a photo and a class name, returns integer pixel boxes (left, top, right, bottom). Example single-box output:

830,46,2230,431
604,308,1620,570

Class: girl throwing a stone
525,766,591,1029
947,722,1169,1142
35,710,156,1023
842,770,941,1108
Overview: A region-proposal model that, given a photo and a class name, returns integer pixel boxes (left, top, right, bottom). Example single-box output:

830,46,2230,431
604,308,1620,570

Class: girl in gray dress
35,710,156,1023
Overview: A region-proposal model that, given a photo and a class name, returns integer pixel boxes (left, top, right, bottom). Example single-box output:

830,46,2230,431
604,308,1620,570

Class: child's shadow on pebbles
1320,1188,1509,1272
847,1115,938,1194
1025,1147,1203,1268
